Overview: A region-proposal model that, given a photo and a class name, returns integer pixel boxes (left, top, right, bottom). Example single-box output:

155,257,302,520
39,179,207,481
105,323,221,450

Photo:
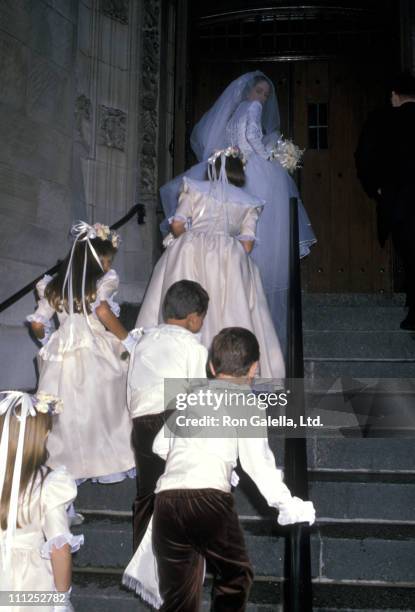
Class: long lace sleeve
246,101,270,160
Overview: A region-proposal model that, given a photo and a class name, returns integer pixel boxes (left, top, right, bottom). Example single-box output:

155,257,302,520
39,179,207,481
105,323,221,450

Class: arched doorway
174,1,400,293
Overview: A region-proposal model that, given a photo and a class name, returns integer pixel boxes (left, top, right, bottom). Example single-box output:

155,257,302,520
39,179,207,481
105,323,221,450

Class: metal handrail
0,205,142,314
284,197,313,611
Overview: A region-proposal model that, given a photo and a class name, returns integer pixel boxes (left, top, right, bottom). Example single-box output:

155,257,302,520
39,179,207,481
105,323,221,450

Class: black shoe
400,315,415,331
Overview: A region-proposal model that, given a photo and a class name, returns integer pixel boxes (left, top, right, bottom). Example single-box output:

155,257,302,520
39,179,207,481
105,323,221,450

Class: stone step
73,517,287,575
236,478,415,523
124,297,408,332
310,438,415,472
303,305,408,332
304,331,415,360
124,300,413,340
72,573,283,611
297,387,415,435
71,571,415,611
302,294,406,307
305,359,415,379
75,474,415,523
75,437,415,515
71,516,415,584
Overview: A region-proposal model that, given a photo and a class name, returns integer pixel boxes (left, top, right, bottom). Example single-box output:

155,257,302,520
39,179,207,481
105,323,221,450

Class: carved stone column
136,0,162,269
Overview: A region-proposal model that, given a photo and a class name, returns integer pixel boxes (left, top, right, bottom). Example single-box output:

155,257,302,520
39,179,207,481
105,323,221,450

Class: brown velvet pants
153,488,254,612
131,412,172,551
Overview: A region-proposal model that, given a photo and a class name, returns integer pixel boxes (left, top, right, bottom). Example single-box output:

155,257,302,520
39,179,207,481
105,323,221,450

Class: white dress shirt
127,324,208,418
153,379,293,509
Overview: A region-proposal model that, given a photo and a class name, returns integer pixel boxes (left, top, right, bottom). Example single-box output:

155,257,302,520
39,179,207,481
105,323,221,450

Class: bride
159,71,316,355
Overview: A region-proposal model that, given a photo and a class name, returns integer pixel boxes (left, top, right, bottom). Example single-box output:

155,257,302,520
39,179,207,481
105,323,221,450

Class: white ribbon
0,391,36,571
207,151,230,237
207,152,231,309
61,221,104,349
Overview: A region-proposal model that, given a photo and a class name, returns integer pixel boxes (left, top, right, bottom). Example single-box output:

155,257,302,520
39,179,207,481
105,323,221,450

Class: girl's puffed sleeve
245,101,270,160
91,269,120,317
237,206,262,243
40,466,84,559
170,178,194,225
26,275,56,326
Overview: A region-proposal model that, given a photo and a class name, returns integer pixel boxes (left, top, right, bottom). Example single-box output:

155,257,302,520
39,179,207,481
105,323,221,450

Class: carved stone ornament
138,0,161,200
101,0,129,25
98,105,127,151
75,94,92,146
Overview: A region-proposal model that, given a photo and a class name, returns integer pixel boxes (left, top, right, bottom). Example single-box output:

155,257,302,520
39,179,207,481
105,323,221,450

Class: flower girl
28,222,135,482
0,391,83,611
136,147,285,379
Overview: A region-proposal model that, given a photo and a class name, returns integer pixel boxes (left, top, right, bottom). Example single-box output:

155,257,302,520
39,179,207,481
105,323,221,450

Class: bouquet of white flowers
268,136,304,173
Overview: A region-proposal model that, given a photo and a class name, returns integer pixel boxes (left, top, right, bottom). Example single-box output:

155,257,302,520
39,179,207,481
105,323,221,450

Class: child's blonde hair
0,407,52,529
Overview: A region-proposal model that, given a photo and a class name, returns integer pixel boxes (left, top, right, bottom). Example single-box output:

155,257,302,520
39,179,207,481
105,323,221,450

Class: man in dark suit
355,73,415,330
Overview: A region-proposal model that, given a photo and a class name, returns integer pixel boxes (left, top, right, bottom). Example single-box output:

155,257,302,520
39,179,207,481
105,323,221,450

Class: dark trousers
131,412,171,551
391,220,415,312
153,488,254,612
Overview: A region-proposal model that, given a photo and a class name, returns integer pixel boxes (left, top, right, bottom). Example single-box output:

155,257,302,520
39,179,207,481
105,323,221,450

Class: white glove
277,496,315,526
52,588,73,611
121,328,143,354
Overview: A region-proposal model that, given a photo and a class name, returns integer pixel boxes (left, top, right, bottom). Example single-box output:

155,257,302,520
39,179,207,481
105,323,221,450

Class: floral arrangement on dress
33,392,64,415
92,223,121,248
268,137,304,173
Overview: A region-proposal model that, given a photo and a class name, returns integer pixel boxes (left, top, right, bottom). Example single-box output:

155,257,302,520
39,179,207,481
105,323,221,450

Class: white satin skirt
136,231,285,379
37,317,135,480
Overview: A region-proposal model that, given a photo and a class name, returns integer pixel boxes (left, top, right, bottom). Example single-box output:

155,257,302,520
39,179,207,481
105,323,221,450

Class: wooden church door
182,1,399,293
189,57,392,293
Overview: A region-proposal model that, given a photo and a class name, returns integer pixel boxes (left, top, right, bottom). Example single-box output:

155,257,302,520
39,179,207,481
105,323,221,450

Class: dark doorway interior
180,1,400,293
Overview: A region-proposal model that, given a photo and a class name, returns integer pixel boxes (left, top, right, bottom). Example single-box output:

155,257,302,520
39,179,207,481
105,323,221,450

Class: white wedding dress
160,72,316,354
225,99,316,351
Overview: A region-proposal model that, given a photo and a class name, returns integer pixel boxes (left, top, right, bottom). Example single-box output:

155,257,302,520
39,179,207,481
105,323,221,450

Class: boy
152,327,315,611
127,280,209,551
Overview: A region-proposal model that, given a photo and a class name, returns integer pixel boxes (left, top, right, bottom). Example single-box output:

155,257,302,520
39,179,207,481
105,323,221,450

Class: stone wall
0,0,164,388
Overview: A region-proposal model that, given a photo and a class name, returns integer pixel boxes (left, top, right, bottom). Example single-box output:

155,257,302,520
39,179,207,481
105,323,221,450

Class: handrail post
284,197,313,611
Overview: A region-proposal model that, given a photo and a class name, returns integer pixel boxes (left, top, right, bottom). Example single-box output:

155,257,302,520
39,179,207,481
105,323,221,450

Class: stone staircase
70,295,415,611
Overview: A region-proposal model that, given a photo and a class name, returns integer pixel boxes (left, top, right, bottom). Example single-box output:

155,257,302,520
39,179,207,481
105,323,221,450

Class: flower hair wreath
0,390,63,418
73,223,121,249
32,392,63,415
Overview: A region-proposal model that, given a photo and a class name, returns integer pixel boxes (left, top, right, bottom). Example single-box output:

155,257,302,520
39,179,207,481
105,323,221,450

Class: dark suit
355,103,415,312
